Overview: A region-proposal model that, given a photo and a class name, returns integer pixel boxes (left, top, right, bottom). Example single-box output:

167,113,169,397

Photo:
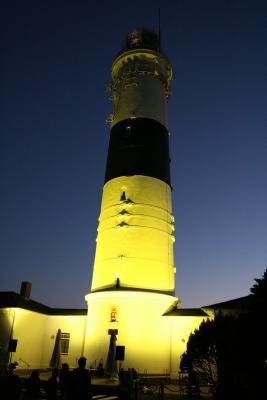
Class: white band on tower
109,49,172,129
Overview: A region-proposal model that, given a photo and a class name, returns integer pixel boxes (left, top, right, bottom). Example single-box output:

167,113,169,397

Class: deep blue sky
1,0,266,308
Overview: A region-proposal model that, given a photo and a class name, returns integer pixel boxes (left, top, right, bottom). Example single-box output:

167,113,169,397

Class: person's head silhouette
78,357,87,369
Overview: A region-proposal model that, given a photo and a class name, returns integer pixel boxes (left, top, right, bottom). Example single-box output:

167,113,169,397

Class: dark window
120,191,126,201
61,333,70,355
125,126,131,136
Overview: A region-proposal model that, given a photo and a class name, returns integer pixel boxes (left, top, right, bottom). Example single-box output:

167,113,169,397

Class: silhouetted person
0,362,22,400
118,368,125,384
59,363,71,400
46,368,59,400
70,357,91,400
95,362,104,378
131,368,138,380
25,369,41,399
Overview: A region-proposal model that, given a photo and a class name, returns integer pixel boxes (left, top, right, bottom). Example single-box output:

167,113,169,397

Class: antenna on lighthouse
158,8,161,50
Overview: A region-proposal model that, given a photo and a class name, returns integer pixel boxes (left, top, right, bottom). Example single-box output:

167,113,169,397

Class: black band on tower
105,118,171,185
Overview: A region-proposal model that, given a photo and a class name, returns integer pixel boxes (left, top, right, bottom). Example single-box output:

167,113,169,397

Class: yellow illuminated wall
4,308,86,370
169,315,210,377
85,291,178,373
91,176,175,293
41,315,87,368
0,305,209,374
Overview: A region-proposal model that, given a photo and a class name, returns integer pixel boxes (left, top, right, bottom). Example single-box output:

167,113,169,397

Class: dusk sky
1,0,266,309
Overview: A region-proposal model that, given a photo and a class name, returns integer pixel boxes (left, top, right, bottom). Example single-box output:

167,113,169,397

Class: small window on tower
125,126,131,136
120,191,126,201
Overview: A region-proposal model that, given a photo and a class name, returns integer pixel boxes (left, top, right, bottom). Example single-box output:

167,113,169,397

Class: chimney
20,281,32,299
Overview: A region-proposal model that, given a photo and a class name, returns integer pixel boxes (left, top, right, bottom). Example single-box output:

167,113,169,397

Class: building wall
41,315,87,369
0,308,14,372
169,315,210,378
110,48,171,128
1,305,208,375
0,308,86,370
85,291,179,374
91,176,175,293
7,308,47,370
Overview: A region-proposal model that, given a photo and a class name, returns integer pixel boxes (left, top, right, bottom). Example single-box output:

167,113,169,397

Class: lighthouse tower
84,30,179,373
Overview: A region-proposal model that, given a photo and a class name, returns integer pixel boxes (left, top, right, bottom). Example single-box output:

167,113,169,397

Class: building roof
0,291,251,317
163,308,209,317
202,295,252,310
0,292,87,316
163,296,252,317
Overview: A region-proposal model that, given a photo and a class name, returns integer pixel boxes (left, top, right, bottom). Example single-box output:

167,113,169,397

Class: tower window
125,126,131,136
120,191,126,201
61,333,70,355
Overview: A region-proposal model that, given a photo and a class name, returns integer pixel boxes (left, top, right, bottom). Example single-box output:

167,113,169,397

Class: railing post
159,384,164,400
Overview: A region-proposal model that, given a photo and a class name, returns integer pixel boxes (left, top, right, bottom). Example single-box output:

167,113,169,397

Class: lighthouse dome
126,29,160,51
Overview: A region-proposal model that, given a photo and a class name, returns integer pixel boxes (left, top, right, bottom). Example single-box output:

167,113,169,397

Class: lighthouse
84,29,179,374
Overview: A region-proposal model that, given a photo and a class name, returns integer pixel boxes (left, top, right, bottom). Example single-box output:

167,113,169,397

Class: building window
120,191,126,201
61,333,70,355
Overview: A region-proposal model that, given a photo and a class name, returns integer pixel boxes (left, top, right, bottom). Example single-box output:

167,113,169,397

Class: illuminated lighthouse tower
85,30,179,373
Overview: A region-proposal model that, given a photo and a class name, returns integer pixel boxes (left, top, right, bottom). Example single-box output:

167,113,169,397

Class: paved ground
15,371,213,399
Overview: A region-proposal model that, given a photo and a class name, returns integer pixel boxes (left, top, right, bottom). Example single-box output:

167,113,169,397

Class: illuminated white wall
169,315,209,378
9,308,47,369
110,49,172,128
0,306,209,374
0,308,18,371
85,291,179,374
91,176,175,293
41,315,87,369
4,308,86,370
